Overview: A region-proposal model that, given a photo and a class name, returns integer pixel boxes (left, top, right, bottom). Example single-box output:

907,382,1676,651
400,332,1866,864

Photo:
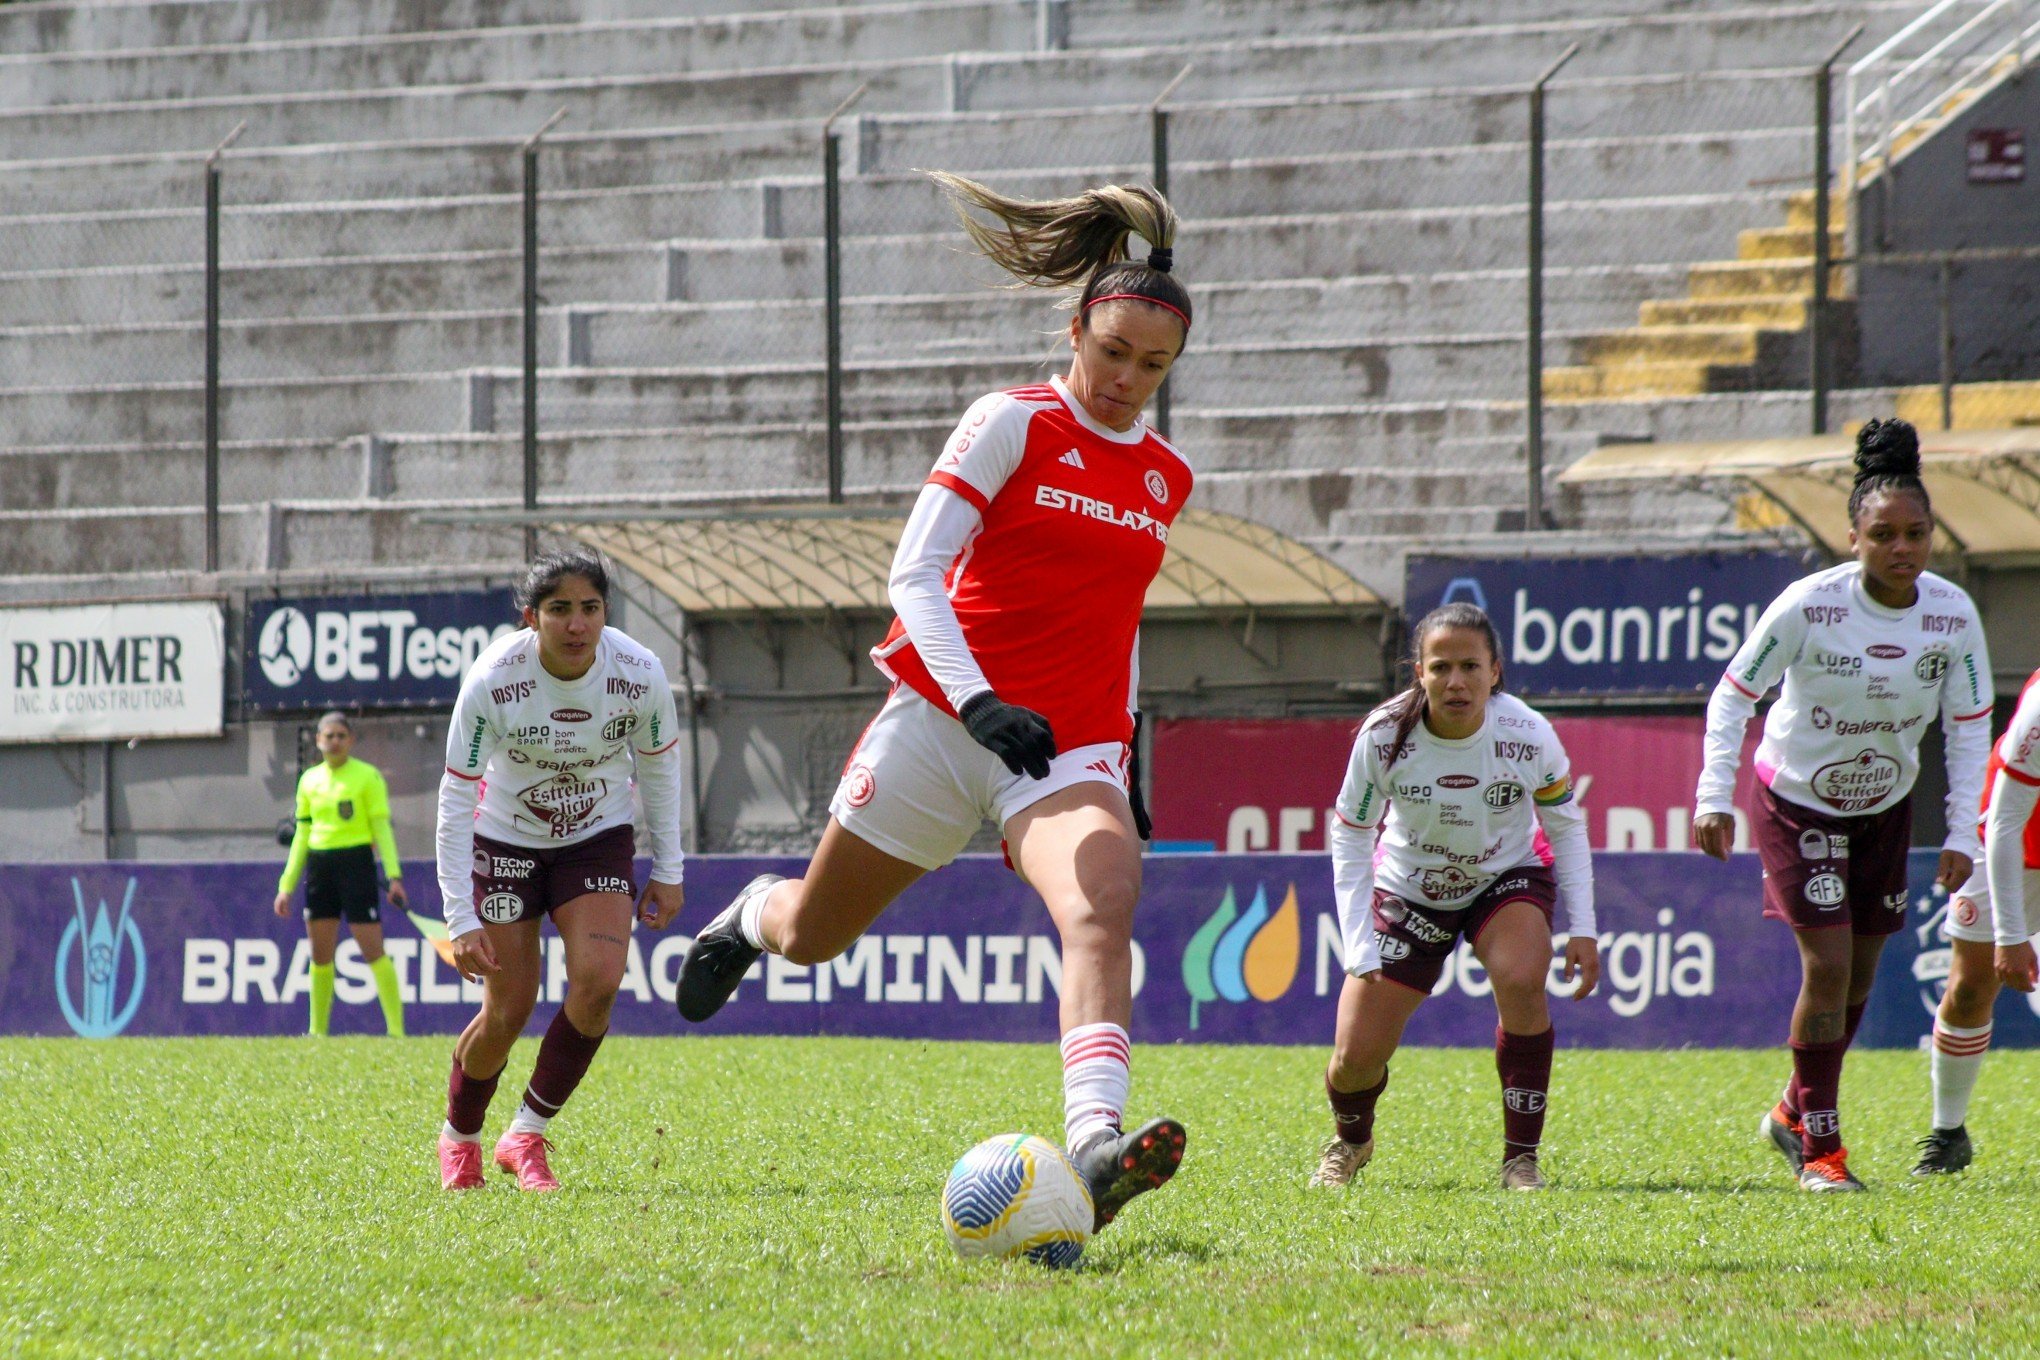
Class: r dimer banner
0,601,224,744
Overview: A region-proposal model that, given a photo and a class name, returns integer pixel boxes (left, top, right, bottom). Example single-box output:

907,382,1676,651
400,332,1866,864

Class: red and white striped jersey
874,375,1193,751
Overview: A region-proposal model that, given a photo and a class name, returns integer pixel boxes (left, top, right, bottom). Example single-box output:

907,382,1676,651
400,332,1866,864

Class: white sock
507,1101,552,1137
737,882,773,952
1060,1022,1131,1159
1931,1020,1992,1130
440,1121,480,1145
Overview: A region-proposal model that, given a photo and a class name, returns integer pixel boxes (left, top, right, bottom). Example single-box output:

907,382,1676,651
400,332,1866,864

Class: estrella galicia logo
55,878,146,1038
1180,883,1300,1029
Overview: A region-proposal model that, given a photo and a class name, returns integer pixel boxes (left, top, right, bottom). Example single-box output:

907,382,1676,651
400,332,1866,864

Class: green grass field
5,1038,2037,1359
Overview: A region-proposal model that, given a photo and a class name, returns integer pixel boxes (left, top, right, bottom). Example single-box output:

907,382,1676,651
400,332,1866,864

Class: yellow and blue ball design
941,1133,1092,1269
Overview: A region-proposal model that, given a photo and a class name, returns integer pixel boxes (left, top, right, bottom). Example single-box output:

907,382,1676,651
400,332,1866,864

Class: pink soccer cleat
493,1132,561,1192
439,1135,484,1191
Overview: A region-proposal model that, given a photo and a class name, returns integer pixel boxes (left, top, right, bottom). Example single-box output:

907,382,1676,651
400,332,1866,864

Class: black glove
1127,711,1152,841
959,692,1057,780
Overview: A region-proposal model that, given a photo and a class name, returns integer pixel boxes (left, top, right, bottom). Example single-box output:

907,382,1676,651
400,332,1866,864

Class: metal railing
1845,0,2035,191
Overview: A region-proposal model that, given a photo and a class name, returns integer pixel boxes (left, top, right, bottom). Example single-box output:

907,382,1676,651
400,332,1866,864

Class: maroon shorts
470,824,636,926
1371,864,1558,993
1753,783,1912,935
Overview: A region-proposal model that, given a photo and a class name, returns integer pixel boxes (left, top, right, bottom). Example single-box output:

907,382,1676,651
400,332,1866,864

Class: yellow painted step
1640,295,1809,328
1738,226,1815,260
1892,380,2040,430
1543,362,1719,401
1579,325,1761,366
1783,191,1848,233
1688,260,1847,300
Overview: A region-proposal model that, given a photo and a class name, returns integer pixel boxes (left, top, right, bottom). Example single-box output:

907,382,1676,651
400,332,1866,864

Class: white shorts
1943,865,2040,943
828,687,1131,871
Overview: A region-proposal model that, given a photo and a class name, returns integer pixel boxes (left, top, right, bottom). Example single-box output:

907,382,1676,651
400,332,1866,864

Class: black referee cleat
1910,1125,1973,1176
674,874,781,1023
1074,1116,1187,1232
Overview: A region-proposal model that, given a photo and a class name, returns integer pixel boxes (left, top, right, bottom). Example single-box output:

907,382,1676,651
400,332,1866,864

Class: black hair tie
1147,247,1173,273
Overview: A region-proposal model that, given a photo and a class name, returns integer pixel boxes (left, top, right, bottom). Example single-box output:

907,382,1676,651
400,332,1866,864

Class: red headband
1084,292,1191,330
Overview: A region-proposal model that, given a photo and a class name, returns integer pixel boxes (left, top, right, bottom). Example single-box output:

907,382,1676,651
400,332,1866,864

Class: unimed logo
1180,883,1301,1029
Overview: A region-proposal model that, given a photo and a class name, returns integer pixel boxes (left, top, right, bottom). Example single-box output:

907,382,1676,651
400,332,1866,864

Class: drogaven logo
55,878,146,1038
1181,883,1300,1029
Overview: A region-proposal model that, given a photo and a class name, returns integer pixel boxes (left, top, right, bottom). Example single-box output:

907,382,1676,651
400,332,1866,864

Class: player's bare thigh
1471,899,1556,1033
1006,782,1142,1029
1330,972,1428,1088
456,918,544,1074
765,817,927,966
552,891,636,1031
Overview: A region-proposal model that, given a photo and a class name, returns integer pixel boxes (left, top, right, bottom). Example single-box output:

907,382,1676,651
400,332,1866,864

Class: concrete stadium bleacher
0,0,1931,595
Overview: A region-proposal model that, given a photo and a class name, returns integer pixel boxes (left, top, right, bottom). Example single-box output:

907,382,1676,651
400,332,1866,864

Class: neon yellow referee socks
370,954,404,1037
309,962,335,1037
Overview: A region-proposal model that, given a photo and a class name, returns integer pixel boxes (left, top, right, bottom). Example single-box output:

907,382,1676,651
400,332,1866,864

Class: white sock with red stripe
1931,1020,1992,1129
1060,1022,1131,1160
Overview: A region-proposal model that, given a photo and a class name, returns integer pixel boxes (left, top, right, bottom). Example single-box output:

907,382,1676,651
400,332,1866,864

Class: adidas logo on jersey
1059,449,1086,469
1085,759,1116,777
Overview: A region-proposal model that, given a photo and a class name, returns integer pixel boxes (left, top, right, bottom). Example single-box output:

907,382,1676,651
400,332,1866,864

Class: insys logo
56,878,146,1038
1180,883,1299,1029
256,607,313,688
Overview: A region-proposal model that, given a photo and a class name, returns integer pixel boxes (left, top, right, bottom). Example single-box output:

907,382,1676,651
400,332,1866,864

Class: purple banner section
7,853,2031,1046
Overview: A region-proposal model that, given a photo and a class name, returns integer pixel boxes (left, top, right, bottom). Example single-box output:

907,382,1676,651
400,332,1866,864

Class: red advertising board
1149,714,1762,853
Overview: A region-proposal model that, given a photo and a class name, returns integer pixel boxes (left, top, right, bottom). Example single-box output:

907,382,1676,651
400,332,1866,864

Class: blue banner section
1404,552,1807,696
243,591,518,712
9,852,2028,1048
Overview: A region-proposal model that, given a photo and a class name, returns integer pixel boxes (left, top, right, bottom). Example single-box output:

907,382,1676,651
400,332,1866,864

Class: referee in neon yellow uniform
273,711,408,1036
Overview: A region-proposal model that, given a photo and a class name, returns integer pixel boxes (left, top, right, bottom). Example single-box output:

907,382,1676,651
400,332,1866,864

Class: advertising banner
1404,552,1807,696
243,590,518,712
0,601,224,744
1151,715,1761,854
6,852,2018,1049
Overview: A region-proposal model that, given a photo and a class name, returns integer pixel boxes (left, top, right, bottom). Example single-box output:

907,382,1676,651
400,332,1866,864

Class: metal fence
11,24,2040,573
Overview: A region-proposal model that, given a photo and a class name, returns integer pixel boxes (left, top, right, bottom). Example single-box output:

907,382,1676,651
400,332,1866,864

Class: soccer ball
941,1134,1093,1269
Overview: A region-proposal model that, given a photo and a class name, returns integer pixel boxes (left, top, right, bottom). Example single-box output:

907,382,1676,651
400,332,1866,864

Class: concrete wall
1854,65,2040,386
0,566,1386,861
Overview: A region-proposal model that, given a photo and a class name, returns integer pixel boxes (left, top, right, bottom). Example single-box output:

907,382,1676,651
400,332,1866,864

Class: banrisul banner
4,853,2028,1048
244,590,517,712
0,601,225,744
1404,552,1807,696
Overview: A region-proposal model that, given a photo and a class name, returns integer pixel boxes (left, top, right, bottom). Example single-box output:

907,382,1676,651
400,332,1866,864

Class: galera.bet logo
1180,883,1300,1029
56,878,146,1038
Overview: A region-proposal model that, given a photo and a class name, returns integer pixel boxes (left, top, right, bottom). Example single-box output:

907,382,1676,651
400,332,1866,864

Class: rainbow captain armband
1533,776,1574,807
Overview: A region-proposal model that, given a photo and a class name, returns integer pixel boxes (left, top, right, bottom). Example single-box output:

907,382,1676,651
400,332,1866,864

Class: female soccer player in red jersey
676,176,1192,1230
1695,420,1992,1192
1910,667,2040,1174
1310,604,1600,1192
434,551,687,1191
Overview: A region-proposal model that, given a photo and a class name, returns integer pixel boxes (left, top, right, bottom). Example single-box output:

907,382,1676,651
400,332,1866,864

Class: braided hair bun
1847,417,1929,524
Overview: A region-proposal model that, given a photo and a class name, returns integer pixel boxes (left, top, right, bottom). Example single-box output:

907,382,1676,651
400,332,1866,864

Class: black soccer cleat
674,873,780,1023
1074,1116,1187,1232
1910,1125,1974,1176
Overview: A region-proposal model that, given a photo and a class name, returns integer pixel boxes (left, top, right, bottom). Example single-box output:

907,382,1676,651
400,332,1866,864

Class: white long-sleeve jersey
435,626,683,938
1697,563,1992,857
1985,673,2040,945
1330,692,1595,976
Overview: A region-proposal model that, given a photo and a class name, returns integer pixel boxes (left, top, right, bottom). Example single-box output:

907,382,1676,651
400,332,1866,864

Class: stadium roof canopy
486,506,1379,618
1558,428,2040,560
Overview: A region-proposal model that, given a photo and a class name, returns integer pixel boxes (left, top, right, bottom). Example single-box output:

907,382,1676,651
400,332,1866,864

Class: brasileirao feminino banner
8,852,2014,1049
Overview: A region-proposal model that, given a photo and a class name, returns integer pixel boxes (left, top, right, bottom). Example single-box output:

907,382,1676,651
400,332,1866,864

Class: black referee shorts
303,844,383,924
